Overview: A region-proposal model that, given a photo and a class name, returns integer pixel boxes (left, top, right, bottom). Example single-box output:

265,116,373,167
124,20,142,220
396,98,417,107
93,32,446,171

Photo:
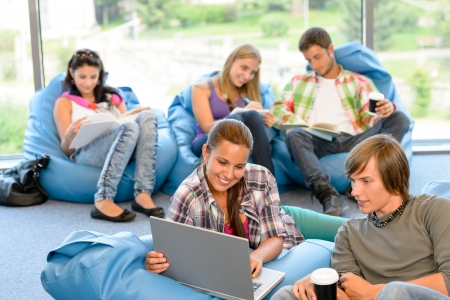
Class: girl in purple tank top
191,43,276,174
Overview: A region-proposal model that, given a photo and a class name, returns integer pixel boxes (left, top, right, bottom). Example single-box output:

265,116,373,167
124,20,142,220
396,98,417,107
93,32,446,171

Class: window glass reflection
39,0,359,114
0,0,34,155
374,0,450,140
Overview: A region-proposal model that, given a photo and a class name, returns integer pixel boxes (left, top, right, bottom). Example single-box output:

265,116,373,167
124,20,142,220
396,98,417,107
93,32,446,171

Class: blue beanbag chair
161,71,281,195
41,230,334,300
271,42,414,193
421,181,450,199
23,73,177,203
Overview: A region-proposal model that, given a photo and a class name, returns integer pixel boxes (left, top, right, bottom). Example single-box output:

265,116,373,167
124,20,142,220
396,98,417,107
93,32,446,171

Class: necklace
371,198,410,228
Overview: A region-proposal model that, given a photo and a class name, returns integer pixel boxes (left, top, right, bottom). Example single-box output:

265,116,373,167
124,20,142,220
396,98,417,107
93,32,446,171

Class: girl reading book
191,43,276,174
53,49,164,222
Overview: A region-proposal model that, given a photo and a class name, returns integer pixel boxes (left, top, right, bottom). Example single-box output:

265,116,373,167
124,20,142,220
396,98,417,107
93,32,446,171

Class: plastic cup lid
310,268,339,285
368,92,384,100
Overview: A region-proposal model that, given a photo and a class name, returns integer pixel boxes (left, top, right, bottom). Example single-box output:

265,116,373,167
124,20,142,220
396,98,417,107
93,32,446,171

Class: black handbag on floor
0,155,50,207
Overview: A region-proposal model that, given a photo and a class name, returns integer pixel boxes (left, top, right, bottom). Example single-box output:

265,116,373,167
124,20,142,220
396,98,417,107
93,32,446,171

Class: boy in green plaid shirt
271,28,410,216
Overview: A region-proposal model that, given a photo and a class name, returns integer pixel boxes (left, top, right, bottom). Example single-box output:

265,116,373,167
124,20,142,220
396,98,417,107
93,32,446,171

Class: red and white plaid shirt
271,65,391,134
167,164,304,249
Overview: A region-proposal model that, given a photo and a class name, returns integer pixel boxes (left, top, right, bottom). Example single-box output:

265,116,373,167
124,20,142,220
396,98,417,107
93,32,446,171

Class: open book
229,107,270,116
69,108,139,149
280,121,341,141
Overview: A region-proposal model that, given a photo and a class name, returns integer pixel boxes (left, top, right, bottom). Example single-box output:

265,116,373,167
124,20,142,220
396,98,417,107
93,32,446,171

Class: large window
5,0,449,158
0,0,34,155
38,0,359,114
374,0,450,140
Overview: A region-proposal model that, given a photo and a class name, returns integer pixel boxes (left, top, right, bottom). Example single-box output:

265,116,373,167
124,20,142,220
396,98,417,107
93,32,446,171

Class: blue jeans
72,110,158,202
285,111,410,188
271,282,450,300
377,282,450,300
270,285,296,300
192,111,275,174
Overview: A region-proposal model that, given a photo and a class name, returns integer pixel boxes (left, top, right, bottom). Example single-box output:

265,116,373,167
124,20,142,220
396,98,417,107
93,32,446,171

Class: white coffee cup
311,268,339,300
368,92,384,115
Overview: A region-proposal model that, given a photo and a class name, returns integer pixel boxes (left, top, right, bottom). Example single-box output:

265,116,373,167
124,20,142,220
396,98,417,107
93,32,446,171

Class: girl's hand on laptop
250,253,263,278
145,251,169,274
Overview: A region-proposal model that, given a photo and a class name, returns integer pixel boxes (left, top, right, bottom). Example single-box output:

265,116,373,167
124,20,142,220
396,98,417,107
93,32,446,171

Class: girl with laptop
146,118,346,277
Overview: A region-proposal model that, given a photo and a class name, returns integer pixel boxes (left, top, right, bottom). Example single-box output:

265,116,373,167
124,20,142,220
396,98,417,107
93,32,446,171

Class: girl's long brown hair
218,43,262,106
204,119,253,238
63,49,119,103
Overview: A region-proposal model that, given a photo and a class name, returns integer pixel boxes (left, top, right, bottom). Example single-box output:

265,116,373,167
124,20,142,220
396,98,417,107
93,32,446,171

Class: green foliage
409,69,432,118
264,0,292,12
1,62,16,80
133,0,180,28
0,29,18,53
260,14,290,37
94,0,122,26
340,0,420,51
42,38,76,73
176,5,236,28
339,0,361,44
435,0,450,47
309,0,335,10
134,0,238,29
94,0,120,5
240,0,262,11
0,101,28,154
257,0,335,12
56,46,75,73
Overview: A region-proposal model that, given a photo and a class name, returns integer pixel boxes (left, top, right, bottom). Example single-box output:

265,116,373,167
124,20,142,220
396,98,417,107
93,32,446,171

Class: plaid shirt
272,66,384,134
167,164,304,249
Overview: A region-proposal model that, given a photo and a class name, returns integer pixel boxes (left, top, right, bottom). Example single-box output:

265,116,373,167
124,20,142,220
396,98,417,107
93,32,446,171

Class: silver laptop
150,217,285,300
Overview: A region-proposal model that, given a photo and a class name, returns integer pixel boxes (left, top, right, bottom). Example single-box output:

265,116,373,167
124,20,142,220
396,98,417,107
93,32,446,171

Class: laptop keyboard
252,281,262,292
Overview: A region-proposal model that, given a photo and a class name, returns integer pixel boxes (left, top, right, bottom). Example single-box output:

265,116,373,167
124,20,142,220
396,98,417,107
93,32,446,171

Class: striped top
271,65,382,134
167,163,304,249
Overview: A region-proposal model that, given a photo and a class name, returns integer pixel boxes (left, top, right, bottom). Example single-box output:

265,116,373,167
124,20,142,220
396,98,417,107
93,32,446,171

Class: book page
229,107,270,116
86,113,116,123
117,113,137,124
310,122,340,134
117,108,140,124
69,121,118,149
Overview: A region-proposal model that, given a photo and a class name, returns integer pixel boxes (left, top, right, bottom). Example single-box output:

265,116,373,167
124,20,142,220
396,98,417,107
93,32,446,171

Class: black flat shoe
131,200,165,218
90,205,136,222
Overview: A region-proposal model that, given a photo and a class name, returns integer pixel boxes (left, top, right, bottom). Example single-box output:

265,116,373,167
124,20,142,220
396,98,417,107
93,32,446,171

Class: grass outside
383,57,450,122
232,30,352,51
140,6,341,40
100,15,127,32
0,101,28,155
138,6,443,54
387,29,439,52
383,58,450,82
